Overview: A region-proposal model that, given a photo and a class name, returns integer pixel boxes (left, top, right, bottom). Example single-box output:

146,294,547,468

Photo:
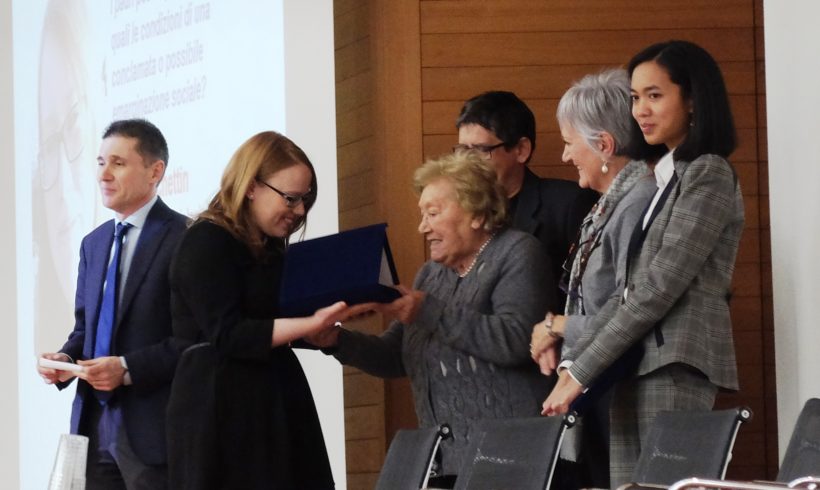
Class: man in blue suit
37,119,188,489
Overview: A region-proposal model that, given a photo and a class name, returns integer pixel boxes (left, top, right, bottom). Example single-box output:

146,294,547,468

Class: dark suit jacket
567,154,743,391
57,197,188,465
511,168,598,312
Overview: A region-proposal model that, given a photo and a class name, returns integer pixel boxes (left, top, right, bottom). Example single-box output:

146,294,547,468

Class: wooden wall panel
345,438,383,473
334,2,384,489
334,1,423,488
367,2,425,451
424,94,756,136
735,226,761,263
335,37,369,82
344,372,384,407
752,0,778,477
337,137,373,179
336,72,373,114
334,2,368,48
420,0,753,33
421,29,754,67
335,0,775,485
422,61,757,101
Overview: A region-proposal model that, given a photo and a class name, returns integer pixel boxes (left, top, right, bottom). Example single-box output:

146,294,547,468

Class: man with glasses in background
456,91,598,312
37,119,188,489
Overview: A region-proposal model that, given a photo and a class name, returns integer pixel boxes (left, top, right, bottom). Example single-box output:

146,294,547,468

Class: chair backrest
453,413,577,490
630,406,752,486
375,424,451,490
777,398,820,482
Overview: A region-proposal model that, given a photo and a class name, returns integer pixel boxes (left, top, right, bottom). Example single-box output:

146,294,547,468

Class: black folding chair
618,406,753,489
777,398,820,483
374,424,452,490
669,398,820,490
453,413,577,490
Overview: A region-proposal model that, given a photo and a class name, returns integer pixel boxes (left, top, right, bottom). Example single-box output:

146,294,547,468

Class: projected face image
38,50,97,300
34,0,99,353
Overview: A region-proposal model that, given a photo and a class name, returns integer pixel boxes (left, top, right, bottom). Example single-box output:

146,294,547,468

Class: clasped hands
530,314,562,377
37,353,127,391
305,285,425,348
530,313,584,416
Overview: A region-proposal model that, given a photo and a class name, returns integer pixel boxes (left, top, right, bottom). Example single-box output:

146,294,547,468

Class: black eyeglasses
256,179,314,209
452,142,507,155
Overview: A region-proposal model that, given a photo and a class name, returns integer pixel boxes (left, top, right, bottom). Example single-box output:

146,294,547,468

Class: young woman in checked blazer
542,40,744,487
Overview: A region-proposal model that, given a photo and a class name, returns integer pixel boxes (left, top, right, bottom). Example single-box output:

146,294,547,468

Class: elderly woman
309,150,553,483
543,40,745,487
529,68,663,488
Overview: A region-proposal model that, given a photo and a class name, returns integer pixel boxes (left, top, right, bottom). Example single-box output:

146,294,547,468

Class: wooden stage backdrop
333,1,773,488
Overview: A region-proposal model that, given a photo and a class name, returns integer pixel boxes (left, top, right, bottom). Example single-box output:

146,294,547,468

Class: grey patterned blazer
566,153,744,391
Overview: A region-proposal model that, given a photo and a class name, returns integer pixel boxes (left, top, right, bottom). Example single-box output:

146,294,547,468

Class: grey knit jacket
334,228,554,474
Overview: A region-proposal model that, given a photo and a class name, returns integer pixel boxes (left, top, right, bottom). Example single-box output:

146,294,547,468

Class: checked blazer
565,153,744,392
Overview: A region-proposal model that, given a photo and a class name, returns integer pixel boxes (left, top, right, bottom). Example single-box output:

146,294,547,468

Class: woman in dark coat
166,131,347,489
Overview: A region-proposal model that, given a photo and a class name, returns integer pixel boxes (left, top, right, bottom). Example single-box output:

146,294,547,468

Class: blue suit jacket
58,197,188,465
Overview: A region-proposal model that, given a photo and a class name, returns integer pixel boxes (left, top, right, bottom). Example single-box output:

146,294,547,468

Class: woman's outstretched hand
303,301,380,348
368,285,426,324
302,285,426,348
312,301,350,328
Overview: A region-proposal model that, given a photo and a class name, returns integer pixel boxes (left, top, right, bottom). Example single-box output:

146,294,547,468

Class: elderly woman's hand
371,285,426,325
304,324,342,348
534,346,560,376
302,301,372,348
530,313,565,362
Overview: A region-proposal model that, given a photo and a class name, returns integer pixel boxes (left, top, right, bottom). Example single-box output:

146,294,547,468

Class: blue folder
279,223,401,317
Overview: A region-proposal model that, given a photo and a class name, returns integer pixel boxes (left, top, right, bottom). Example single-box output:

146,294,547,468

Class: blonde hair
413,149,507,232
199,131,317,255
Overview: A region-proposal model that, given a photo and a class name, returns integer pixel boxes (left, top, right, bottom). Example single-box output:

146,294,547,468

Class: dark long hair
628,40,737,162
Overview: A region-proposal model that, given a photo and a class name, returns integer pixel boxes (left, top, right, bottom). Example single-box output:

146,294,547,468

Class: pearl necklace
458,235,494,278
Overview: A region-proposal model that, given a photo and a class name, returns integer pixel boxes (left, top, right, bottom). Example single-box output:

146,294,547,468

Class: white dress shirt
642,150,675,230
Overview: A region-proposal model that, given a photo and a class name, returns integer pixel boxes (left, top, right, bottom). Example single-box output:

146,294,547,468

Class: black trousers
80,400,168,490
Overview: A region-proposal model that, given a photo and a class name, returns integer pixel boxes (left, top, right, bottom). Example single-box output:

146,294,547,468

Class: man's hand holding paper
77,356,127,391
37,353,81,384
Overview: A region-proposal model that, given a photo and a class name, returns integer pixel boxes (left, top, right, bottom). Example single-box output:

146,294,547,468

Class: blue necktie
94,222,132,360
